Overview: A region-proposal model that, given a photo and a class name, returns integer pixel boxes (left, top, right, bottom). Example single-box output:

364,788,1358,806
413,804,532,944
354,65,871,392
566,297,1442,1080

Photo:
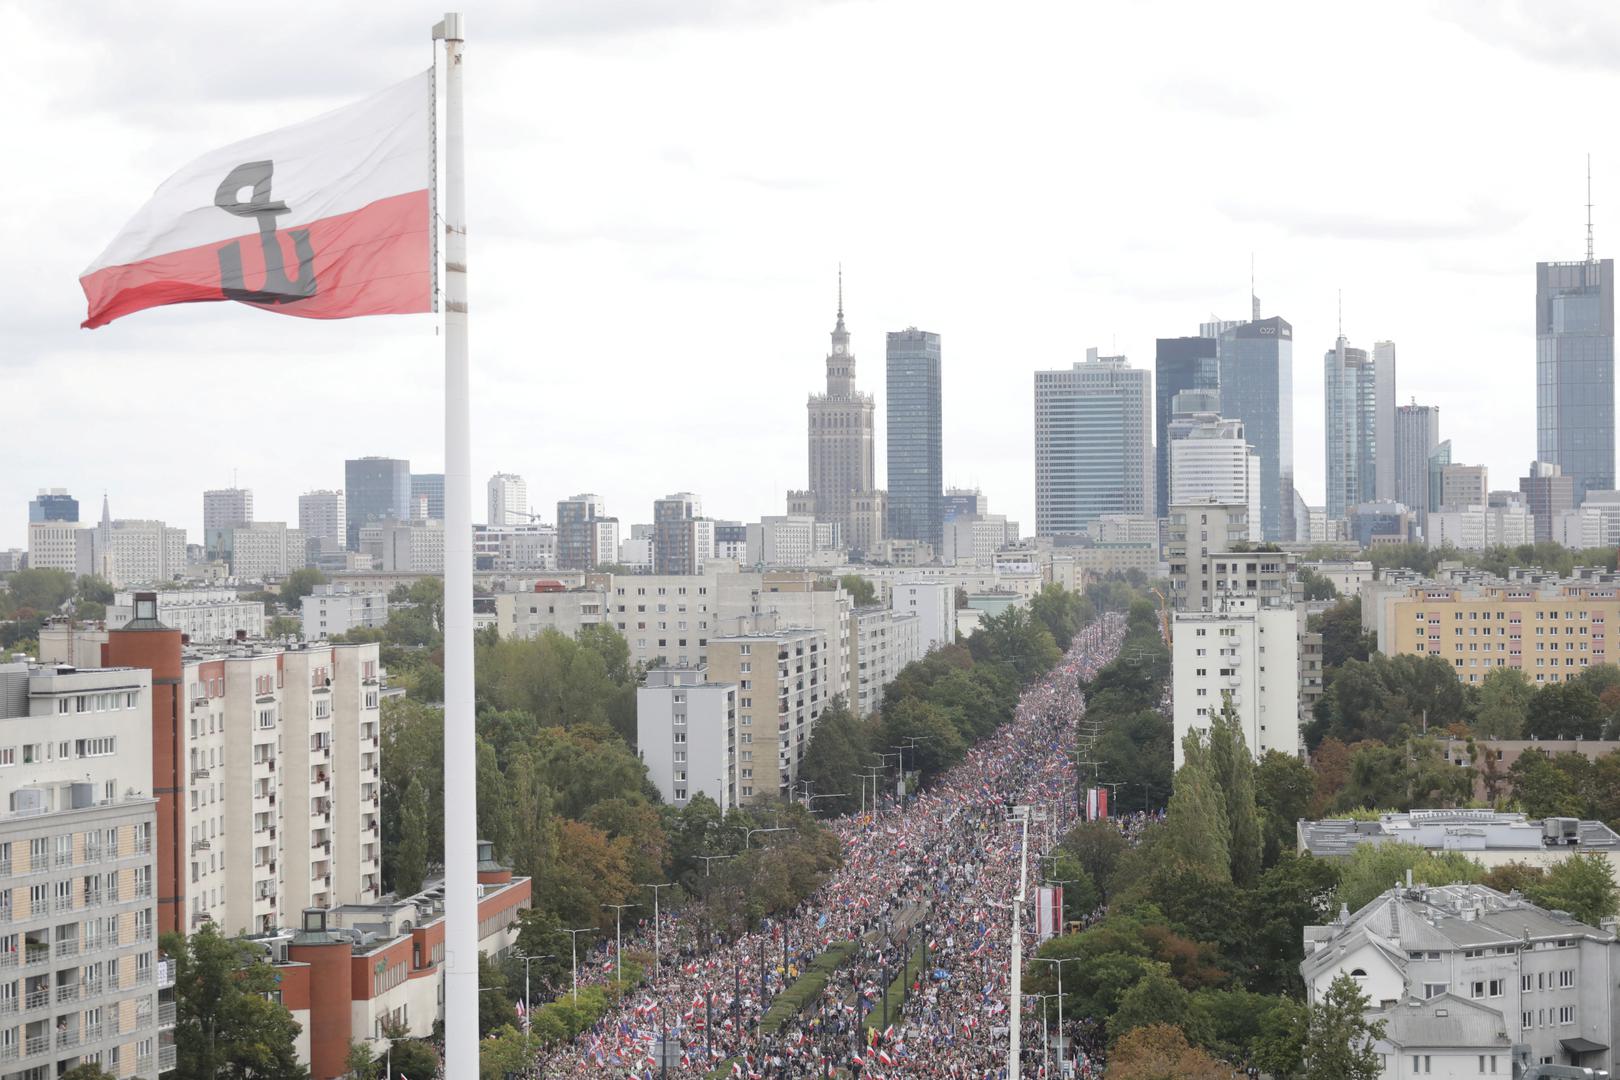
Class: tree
59,1065,118,1080
1298,568,1338,602
1029,583,1086,651
1474,667,1534,738
278,568,327,606
477,951,517,1037
1311,598,1373,672
1207,700,1262,886
1095,708,1174,814
1524,852,1619,926
1251,998,1310,1080
394,776,430,896
1335,843,1481,914
838,573,877,607
1161,731,1230,882
1105,1022,1229,1080
1255,751,1316,867
1061,820,1129,903
1507,749,1586,819
966,605,1061,681
538,819,632,931
1111,967,1196,1044
344,1041,381,1080
267,615,301,639
384,1038,439,1080
878,696,966,783
164,925,309,1080
795,697,870,815
1526,681,1604,740
1302,973,1385,1080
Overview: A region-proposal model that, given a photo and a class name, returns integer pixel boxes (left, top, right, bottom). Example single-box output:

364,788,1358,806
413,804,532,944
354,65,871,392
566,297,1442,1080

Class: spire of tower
836,263,844,328
1587,153,1595,264
1337,289,1343,339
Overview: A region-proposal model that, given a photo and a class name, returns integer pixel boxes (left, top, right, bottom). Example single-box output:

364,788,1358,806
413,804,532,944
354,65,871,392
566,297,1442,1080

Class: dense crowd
522,615,1129,1079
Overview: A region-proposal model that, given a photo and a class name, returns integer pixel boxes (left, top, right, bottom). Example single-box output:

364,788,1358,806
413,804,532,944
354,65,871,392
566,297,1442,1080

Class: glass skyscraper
344,456,411,550
1217,317,1293,541
1033,351,1153,537
1323,336,1377,521
1153,336,1219,518
411,473,445,520
1536,258,1614,504
885,328,943,550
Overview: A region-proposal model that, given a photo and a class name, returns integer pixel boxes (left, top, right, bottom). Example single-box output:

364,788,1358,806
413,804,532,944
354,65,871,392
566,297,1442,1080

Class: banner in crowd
1036,885,1063,942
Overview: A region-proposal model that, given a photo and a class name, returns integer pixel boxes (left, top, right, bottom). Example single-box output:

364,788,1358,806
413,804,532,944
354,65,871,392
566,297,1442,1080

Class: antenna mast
1587,153,1595,264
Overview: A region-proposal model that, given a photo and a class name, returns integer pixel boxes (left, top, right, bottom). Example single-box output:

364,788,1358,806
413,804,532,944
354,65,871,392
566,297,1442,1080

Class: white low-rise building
1297,810,1620,878
1302,883,1620,1076
300,585,389,640
108,589,266,642
1171,596,1298,766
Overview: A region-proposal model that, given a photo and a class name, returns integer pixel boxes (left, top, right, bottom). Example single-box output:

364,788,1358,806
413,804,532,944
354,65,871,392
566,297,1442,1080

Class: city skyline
5,3,1618,546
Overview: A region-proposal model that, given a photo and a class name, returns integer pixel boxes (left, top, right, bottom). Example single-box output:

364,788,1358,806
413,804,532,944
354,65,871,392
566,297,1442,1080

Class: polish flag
80,70,433,329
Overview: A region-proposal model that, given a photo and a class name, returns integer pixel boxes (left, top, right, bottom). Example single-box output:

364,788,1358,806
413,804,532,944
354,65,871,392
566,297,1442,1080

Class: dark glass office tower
1217,318,1294,540
410,473,445,520
1537,258,1614,504
1154,337,1219,517
28,490,79,523
886,328,943,550
344,457,411,550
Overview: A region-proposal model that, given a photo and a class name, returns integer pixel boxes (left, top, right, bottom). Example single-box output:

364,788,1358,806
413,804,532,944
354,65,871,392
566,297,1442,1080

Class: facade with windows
706,627,828,801
885,328,942,550
1170,597,1299,768
343,458,411,551
1033,350,1153,538
1324,336,1379,521
636,668,738,811
1372,582,1619,686
1217,317,1294,540
1536,258,1614,504
0,660,168,1077
1303,883,1620,1075
1153,336,1220,518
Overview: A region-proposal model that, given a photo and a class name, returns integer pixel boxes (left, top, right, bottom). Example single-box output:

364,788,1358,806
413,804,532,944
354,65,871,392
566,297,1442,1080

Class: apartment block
0,657,167,1077
358,520,444,574
851,607,922,716
636,668,738,811
1372,581,1618,686
107,590,265,643
300,587,389,640
495,586,609,642
1171,597,1299,768
706,627,828,801
1302,883,1620,1075
890,580,954,654
1165,501,1251,611
26,521,80,574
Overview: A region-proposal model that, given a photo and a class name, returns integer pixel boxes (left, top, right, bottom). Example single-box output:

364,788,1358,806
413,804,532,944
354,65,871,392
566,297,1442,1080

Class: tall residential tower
885,327,943,551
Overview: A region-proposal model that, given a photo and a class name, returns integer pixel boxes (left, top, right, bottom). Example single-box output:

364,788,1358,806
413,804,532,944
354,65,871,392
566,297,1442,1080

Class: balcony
191,766,210,781
84,890,102,908
24,944,49,967
56,983,79,1004
84,1022,103,1042
82,977,104,997
57,1028,79,1050
53,895,74,913
24,1034,49,1057
159,1000,177,1028
160,1043,177,1071
137,1054,154,1074
23,988,49,1011
191,839,211,854
54,939,78,958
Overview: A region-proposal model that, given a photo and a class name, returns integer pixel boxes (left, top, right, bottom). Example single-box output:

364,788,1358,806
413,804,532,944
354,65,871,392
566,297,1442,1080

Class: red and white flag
80,70,433,329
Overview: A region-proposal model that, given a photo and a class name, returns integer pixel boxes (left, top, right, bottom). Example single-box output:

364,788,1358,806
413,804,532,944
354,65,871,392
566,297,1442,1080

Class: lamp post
804,792,848,814
697,854,737,877
512,951,553,1051
1031,956,1075,1077
558,927,593,1004
641,882,675,971
601,903,637,991
744,826,788,847
1006,805,1031,1080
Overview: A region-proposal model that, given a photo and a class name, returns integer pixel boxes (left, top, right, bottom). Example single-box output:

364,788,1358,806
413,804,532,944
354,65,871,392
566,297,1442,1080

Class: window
1558,1005,1575,1025
1410,1055,1430,1074
1489,978,1504,997
1558,969,1574,988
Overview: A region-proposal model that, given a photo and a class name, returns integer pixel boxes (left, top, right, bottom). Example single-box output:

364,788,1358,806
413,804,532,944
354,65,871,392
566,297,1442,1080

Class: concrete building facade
1171,597,1299,767
1033,349,1153,537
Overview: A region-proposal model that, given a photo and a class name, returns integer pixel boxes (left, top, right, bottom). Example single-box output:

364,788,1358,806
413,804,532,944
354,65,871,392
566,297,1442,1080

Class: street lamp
557,927,593,1004
804,792,848,814
601,903,637,991
641,882,675,970
512,951,553,1050
1032,956,1077,1076
744,826,788,847
697,854,737,877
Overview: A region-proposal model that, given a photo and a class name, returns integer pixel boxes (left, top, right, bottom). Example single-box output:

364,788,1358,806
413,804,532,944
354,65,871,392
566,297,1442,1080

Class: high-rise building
942,488,989,524
28,487,79,523
1537,250,1614,504
556,494,611,571
1519,460,1577,543
807,281,877,542
1373,341,1397,501
486,473,528,526
27,520,80,572
344,458,410,550
886,327,943,550
1172,597,1298,766
1324,335,1377,521
1440,463,1489,510
1394,404,1440,526
409,472,445,522
1167,414,1261,533
0,653,164,1077
1032,349,1153,537
77,499,187,587
202,487,254,540
298,490,346,554
1217,316,1294,541
653,492,708,575
1154,336,1220,517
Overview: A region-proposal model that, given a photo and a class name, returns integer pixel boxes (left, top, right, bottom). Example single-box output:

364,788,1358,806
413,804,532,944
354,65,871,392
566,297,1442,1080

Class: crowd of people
522,614,1129,1079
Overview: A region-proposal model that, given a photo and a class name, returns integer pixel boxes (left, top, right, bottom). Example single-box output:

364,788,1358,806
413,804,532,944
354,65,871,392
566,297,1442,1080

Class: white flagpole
432,12,478,1080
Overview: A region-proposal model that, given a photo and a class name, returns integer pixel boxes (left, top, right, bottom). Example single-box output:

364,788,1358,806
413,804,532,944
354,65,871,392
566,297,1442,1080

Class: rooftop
1299,810,1620,858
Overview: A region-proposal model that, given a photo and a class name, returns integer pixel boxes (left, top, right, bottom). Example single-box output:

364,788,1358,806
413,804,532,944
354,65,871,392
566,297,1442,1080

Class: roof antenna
1587,154,1595,264
1250,252,1259,321
1338,288,1343,339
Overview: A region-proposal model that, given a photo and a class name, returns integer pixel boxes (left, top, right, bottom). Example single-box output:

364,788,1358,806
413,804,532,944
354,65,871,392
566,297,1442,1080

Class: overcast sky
5,0,1618,548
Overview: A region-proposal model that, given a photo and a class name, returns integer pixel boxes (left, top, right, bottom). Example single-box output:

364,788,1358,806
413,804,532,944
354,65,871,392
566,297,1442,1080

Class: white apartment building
1302,883,1620,1076
706,626,828,801
1168,414,1261,538
1426,505,1533,551
297,491,346,555
0,659,167,1077
746,516,817,568
851,607,922,716
179,640,384,935
1171,597,1299,767
202,488,253,536
941,516,1013,567
359,520,444,574
1093,515,1160,545
890,580,955,653
636,668,738,811
300,586,389,640
617,536,654,571
485,473,528,526
495,588,609,642
107,590,265,643
77,520,187,588
26,521,80,574
216,522,307,581
1166,500,1254,611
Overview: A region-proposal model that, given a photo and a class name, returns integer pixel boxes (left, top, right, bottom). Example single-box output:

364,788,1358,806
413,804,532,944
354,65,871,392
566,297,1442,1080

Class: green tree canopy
163,925,308,1080
1302,973,1385,1080
1334,842,1482,913
1523,852,1619,927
